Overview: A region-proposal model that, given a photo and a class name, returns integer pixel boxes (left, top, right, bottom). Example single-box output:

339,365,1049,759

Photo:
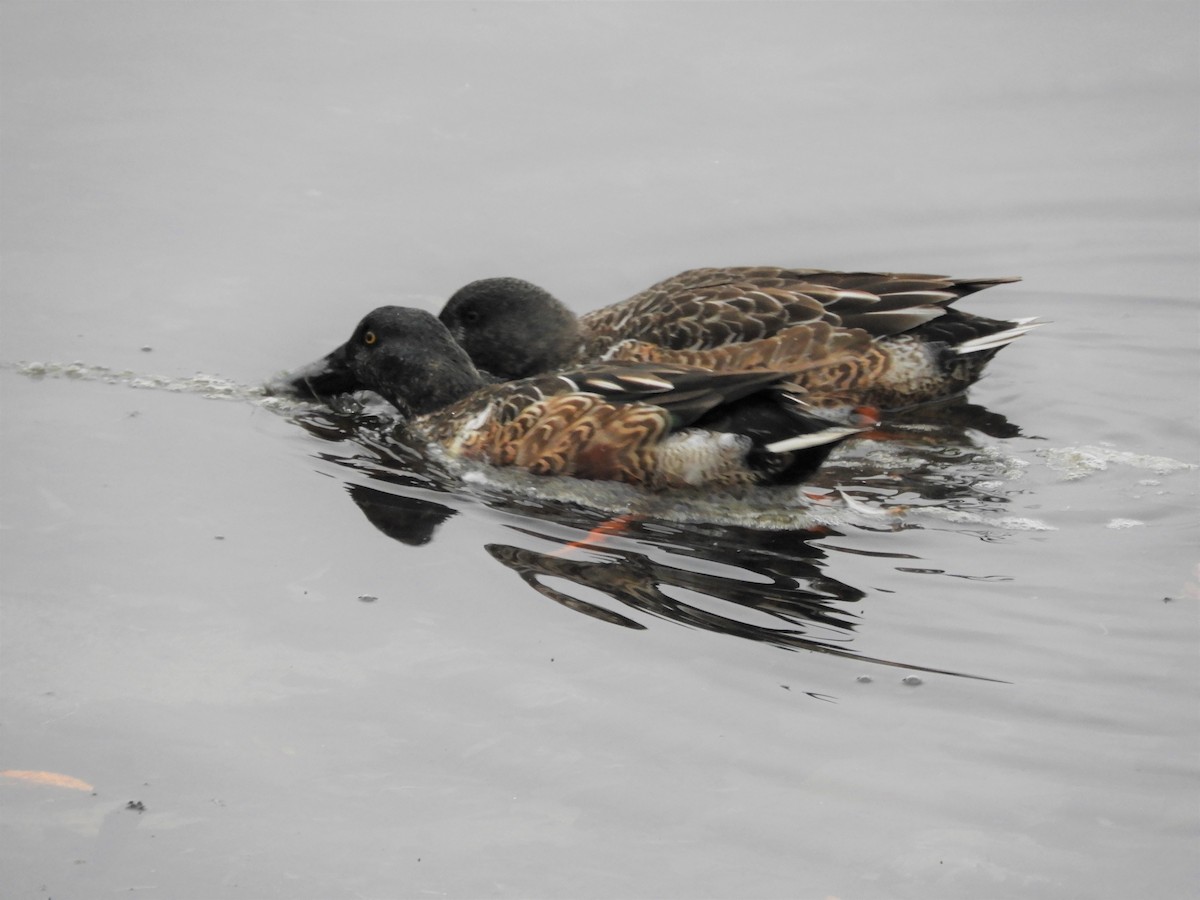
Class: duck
436,267,1040,410
275,306,869,490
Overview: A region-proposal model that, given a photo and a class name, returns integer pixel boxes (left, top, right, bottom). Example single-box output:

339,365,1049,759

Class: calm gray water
2,4,1197,899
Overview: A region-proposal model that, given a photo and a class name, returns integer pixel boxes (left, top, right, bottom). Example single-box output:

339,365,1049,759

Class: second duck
276,307,868,490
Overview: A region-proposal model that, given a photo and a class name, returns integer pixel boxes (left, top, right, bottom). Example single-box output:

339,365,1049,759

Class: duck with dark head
273,306,867,491
437,267,1039,409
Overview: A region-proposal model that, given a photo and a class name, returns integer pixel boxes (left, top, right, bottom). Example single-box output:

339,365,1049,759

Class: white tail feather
765,427,863,454
955,317,1047,355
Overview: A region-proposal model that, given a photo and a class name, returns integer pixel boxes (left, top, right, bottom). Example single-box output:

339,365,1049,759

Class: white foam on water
1040,444,1196,480
10,359,311,412
1106,518,1145,529
446,455,1057,534
915,507,1058,532
448,454,853,529
823,439,1031,484
10,358,1064,534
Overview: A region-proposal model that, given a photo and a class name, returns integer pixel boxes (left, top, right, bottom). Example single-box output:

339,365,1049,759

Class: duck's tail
763,426,866,455
954,317,1047,355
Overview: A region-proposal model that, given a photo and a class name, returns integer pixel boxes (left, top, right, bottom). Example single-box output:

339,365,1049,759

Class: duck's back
576,267,1017,360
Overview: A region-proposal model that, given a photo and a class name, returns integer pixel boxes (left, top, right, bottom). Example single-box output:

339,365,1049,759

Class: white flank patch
462,405,493,434
659,430,750,485
445,405,494,456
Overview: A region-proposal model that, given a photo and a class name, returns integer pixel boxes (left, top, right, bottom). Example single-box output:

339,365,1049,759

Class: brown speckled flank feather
275,308,864,490
431,388,675,485
603,321,892,410
438,267,1038,408
420,364,856,489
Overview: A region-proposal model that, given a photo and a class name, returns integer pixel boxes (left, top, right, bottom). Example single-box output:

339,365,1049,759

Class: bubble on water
901,675,924,686
916,506,1057,532
445,457,853,529
1041,444,1195,479
11,359,282,408
1106,518,1144,529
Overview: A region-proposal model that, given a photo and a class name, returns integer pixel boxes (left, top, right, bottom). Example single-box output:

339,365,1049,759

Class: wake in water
11,355,1194,683
12,360,295,409
9,358,1194,530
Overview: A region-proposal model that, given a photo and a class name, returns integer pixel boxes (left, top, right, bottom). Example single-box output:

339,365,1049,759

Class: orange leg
554,513,640,555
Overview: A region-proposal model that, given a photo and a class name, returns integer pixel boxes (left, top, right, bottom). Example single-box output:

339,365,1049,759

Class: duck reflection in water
289,405,1014,682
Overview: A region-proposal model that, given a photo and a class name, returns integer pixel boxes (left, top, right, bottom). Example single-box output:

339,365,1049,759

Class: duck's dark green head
276,306,485,417
438,277,581,380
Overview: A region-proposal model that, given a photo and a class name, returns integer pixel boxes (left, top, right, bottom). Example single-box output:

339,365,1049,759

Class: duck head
438,277,581,379
274,306,486,417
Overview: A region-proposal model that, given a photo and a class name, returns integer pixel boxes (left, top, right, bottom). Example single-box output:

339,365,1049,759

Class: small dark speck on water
126,801,145,812
214,536,224,541
781,684,791,691
140,346,153,352
358,594,378,603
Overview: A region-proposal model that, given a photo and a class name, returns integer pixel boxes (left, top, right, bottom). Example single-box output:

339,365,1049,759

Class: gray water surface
2,4,1198,899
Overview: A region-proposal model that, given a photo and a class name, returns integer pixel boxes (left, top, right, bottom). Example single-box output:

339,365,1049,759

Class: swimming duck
437,267,1039,409
277,307,867,490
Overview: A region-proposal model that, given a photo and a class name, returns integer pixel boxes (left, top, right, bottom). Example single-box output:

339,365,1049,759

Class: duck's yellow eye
363,331,377,346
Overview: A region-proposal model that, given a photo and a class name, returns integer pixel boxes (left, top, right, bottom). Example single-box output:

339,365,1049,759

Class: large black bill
266,342,362,400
